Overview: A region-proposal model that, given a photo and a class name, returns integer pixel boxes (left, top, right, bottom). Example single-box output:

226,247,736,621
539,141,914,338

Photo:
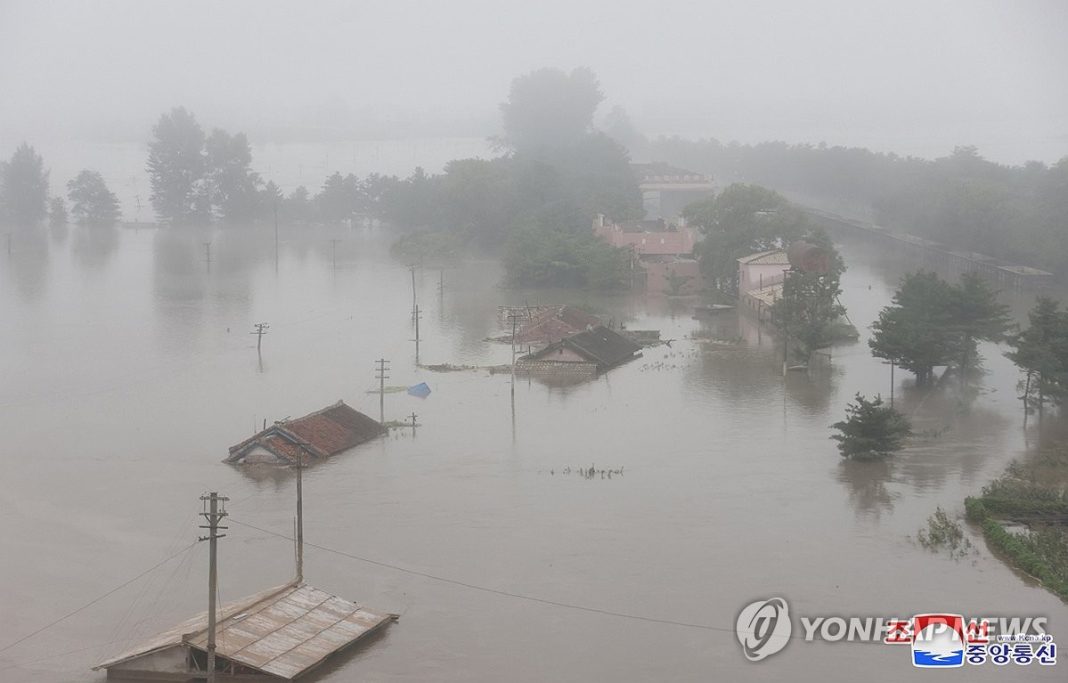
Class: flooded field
1,224,1064,682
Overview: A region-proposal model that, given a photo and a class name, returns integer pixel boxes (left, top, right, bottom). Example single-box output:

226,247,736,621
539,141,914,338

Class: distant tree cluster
365,67,643,288
1,143,122,229
647,138,1068,276
683,184,811,295
869,271,1010,385
0,143,49,226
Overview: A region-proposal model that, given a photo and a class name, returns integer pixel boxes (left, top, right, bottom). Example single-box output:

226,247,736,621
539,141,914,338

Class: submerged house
227,401,384,465
519,325,641,378
95,582,394,681
592,214,703,295
514,305,602,346
737,249,791,322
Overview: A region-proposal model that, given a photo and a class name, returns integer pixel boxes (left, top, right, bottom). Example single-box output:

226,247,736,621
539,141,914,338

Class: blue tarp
407,382,431,398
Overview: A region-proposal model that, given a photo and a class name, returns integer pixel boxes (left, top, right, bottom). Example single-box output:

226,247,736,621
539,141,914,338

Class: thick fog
2,0,1066,164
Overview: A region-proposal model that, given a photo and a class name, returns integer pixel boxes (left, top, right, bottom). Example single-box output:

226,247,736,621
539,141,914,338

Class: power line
228,518,732,634
0,541,199,656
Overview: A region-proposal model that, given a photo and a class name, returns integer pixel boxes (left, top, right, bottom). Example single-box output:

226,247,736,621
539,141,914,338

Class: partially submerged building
227,401,384,465
593,214,703,295
514,304,602,346
519,325,641,378
737,249,791,322
94,581,394,680
631,162,714,220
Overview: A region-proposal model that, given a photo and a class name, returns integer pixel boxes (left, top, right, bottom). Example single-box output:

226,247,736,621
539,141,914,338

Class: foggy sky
2,0,1066,164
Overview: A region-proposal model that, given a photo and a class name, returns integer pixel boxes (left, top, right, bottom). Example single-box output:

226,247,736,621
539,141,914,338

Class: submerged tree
499,67,603,154
870,271,958,385
950,271,1011,381
67,170,120,227
147,107,209,225
769,231,848,357
831,394,912,460
684,184,807,296
1005,297,1068,420
0,143,49,226
205,129,261,223
48,197,68,229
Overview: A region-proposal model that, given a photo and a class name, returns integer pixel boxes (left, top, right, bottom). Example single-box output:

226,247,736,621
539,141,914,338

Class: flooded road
0,224,1064,682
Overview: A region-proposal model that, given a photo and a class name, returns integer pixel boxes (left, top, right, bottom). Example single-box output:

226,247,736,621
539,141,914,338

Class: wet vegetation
966,450,1068,601
916,507,974,560
831,393,912,460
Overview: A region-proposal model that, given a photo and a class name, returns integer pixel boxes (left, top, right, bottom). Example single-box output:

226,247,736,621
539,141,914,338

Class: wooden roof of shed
94,582,394,680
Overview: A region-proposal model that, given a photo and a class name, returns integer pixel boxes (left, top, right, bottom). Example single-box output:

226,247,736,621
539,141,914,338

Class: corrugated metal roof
95,582,394,680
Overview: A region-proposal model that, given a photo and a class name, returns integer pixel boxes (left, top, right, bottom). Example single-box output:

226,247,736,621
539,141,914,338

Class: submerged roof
515,305,601,344
95,582,394,680
530,326,641,369
228,401,384,464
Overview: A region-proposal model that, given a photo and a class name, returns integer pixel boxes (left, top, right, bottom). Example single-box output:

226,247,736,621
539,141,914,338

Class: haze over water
0,219,1063,681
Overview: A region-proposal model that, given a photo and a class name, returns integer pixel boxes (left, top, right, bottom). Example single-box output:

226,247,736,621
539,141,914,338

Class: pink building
593,214,704,294
737,249,791,321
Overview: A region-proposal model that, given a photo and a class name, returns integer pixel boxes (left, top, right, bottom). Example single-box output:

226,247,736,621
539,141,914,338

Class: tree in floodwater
205,129,262,223
831,394,912,460
499,67,603,154
67,170,121,227
870,271,959,385
684,184,807,296
949,271,1011,383
769,230,848,357
0,143,49,226
48,197,68,229
1005,297,1068,421
147,107,210,225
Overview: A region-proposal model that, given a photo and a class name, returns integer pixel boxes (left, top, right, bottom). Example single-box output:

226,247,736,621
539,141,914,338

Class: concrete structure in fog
631,162,714,220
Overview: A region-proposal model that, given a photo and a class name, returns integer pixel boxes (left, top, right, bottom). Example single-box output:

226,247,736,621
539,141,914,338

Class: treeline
0,143,120,229
643,137,1068,275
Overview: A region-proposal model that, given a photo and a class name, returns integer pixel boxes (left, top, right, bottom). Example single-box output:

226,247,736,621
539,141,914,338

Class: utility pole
198,492,229,683
374,358,390,423
409,264,417,322
409,412,418,435
414,305,421,365
203,242,212,272
330,239,340,272
507,313,523,367
295,450,304,583
782,269,792,377
273,198,280,271
251,322,270,354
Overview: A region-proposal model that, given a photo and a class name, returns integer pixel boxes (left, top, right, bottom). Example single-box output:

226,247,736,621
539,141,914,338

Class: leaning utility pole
198,492,229,683
251,323,270,354
374,358,390,423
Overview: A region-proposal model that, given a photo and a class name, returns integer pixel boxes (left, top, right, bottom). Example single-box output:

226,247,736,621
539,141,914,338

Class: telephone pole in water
413,305,421,365
374,358,390,423
252,323,270,353
199,492,229,683
409,264,417,322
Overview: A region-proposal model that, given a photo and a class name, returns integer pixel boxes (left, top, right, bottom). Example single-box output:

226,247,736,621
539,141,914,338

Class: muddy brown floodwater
0,224,1064,682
